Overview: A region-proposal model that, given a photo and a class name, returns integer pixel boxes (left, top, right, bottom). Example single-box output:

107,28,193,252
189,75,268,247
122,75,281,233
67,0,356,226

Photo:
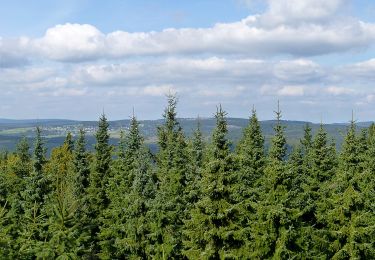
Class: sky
1,0,375,122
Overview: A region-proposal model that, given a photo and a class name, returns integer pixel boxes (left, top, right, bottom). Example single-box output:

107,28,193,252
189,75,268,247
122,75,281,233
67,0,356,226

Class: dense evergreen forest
0,95,374,259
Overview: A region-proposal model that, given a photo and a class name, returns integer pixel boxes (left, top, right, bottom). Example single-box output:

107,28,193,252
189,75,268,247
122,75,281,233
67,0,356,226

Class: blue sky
1,0,375,122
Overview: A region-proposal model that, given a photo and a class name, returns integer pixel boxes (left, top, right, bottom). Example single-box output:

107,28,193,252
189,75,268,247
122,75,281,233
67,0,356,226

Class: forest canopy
0,96,374,259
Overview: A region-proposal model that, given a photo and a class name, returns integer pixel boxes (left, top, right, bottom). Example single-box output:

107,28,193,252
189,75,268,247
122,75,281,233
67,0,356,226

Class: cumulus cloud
0,37,30,67
0,0,372,63
39,87,88,97
33,24,105,62
26,19,374,61
340,59,375,80
274,59,324,82
261,0,346,26
325,86,355,95
1,0,375,121
277,85,305,96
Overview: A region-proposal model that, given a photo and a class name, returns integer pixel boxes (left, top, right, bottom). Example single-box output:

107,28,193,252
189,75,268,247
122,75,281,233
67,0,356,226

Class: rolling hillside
0,118,370,154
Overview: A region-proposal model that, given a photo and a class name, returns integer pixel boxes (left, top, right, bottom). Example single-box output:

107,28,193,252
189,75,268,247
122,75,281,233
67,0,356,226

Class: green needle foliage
149,94,190,259
86,113,113,257
0,101,373,259
184,105,242,259
100,114,156,259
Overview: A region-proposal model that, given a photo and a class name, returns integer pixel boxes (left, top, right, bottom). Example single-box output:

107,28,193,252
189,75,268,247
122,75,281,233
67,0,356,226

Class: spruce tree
190,119,204,170
184,105,242,259
73,129,90,197
100,114,156,259
18,127,50,258
235,107,265,200
71,128,91,256
233,108,265,254
64,132,74,153
86,113,112,257
41,144,81,258
4,137,32,256
149,94,190,258
117,115,143,188
252,102,302,258
0,202,11,258
185,119,205,212
300,123,313,156
300,124,337,257
23,126,49,207
319,119,375,258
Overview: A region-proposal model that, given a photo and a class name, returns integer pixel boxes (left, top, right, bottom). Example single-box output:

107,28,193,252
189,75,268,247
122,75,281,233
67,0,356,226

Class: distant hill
0,118,371,154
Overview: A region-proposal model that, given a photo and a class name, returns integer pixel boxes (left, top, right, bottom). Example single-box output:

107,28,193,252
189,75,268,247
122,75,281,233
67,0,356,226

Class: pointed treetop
274,100,282,123
350,110,356,125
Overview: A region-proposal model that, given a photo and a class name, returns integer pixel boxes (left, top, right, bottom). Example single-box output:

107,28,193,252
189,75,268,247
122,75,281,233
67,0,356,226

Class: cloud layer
0,0,375,122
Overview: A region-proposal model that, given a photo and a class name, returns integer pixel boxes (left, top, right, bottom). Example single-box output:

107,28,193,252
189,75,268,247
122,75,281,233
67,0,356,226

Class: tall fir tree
73,129,90,198
4,137,32,256
185,119,205,213
23,126,49,207
235,107,265,200
86,113,112,257
64,132,74,153
319,118,375,258
184,105,242,259
100,114,150,259
149,94,190,258
72,128,91,256
300,123,313,156
252,102,303,258
233,108,265,254
18,127,50,258
41,143,81,258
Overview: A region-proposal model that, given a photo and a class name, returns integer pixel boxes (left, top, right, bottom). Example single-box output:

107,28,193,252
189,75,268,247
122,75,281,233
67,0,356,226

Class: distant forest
0,95,374,259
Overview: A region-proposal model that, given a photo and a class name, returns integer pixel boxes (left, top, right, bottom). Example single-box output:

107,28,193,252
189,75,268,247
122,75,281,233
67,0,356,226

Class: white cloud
70,57,322,87
142,85,175,96
32,23,105,62
0,0,371,64
1,0,375,122
27,18,374,61
274,59,324,82
40,87,88,97
325,86,354,95
263,0,345,26
277,85,305,96
340,59,375,80
0,37,30,67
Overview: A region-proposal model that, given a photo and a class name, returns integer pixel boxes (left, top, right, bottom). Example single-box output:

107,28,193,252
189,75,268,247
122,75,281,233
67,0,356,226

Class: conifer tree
297,123,337,257
64,132,74,153
23,126,49,207
0,202,11,258
73,129,90,197
252,102,302,258
185,119,205,211
235,107,265,200
149,94,190,258
41,143,81,258
184,105,242,259
33,126,46,178
4,137,32,256
116,115,143,188
86,113,112,257
300,123,313,155
100,114,156,259
190,119,204,170
233,108,265,253
16,136,31,168
18,127,50,258
319,119,375,258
